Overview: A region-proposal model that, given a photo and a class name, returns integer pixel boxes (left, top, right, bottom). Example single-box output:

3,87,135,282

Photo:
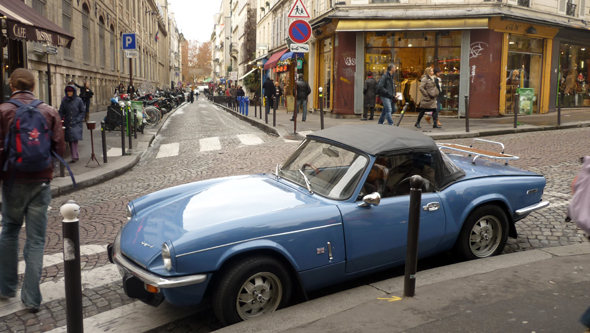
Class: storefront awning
279,52,303,61
1,0,74,48
336,18,489,32
239,68,258,81
264,49,289,70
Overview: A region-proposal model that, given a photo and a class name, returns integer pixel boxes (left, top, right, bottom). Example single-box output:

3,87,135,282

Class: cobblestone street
0,99,587,332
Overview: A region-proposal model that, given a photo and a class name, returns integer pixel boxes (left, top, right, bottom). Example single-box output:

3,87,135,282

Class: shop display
559,43,590,108
506,35,542,114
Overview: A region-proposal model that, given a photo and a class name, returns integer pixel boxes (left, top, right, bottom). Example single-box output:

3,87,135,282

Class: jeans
265,97,272,114
378,97,394,125
0,182,52,308
293,99,308,121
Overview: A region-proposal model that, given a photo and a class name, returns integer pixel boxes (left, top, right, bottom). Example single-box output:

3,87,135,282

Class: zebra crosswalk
154,133,280,158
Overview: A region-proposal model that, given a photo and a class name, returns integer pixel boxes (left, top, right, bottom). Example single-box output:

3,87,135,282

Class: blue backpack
4,99,75,186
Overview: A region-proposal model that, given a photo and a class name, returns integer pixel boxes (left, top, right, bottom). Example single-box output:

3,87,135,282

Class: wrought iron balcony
517,0,530,7
566,2,577,16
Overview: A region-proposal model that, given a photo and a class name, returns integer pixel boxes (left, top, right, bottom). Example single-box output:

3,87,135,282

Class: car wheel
213,256,292,326
454,205,509,260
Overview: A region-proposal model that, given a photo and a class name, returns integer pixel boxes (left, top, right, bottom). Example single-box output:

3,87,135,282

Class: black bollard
101,121,108,163
273,98,276,127
557,92,562,126
120,106,126,156
127,106,133,150
319,88,325,130
404,175,424,298
464,95,470,133
260,97,263,119
265,98,268,124
60,200,84,333
514,93,519,129
133,108,137,139
255,97,257,117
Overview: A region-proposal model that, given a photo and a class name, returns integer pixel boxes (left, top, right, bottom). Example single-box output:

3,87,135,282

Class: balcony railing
566,2,577,16
517,0,530,7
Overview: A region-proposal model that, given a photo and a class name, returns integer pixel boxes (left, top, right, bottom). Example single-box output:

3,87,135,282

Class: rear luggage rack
437,139,519,165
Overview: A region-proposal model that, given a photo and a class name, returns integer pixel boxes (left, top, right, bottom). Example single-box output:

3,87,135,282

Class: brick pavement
0,100,587,332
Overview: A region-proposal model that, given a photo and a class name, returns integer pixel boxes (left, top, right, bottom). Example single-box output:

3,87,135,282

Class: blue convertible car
108,125,549,326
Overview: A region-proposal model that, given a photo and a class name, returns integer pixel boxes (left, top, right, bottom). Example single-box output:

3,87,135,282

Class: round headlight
162,243,172,271
126,204,132,221
118,101,125,108
126,101,131,106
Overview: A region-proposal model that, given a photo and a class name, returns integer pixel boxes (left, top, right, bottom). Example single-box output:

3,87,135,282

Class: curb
217,244,590,333
209,99,590,140
50,101,189,199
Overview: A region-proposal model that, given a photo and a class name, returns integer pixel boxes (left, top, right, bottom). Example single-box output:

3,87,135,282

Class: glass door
506,35,544,114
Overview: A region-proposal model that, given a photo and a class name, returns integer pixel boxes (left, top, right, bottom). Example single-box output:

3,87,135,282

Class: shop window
319,38,332,110
506,35,543,114
365,31,461,114
559,43,590,107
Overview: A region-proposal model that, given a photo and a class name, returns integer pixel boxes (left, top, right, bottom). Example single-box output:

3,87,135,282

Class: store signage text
290,43,309,53
8,21,73,48
36,30,54,44
12,24,27,39
503,22,522,32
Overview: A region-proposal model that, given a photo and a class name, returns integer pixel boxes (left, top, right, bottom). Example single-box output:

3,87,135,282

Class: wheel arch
459,195,516,238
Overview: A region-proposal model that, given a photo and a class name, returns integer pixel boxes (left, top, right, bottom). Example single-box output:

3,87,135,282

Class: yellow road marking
378,296,402,302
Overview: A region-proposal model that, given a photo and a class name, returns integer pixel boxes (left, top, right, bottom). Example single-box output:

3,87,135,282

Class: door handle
423,202,440,211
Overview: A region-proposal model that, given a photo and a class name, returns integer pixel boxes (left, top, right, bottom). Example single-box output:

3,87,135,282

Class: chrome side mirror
358,192,381,207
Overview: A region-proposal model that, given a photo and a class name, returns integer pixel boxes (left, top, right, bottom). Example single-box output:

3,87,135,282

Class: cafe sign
7,21,73,48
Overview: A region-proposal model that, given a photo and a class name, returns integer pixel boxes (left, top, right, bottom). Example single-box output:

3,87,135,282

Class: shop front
490,18,558,115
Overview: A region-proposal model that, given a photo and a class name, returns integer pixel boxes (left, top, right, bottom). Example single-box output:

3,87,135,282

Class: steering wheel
393,176,430,196
302,163,321,176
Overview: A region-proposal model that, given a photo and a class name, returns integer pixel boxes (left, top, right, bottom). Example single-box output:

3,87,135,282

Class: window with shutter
580,0,586,17
559,0,567,13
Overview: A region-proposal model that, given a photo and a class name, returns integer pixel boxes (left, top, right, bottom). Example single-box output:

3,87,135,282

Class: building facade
19,0,181,112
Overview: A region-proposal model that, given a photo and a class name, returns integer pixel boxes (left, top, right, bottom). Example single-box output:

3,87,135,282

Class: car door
339,153,447,274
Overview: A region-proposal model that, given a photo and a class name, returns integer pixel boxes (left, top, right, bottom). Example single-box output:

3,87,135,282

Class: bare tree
187,40,212,84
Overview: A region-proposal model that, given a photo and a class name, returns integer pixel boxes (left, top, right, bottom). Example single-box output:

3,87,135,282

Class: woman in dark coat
59,85,86,162
415,67,440,129
74,81,94,121
362,71,377,120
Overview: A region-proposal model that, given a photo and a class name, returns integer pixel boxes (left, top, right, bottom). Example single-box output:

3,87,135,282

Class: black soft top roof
307,124,438,156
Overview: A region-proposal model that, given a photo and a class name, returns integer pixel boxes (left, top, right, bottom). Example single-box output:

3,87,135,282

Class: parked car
108,124,549,326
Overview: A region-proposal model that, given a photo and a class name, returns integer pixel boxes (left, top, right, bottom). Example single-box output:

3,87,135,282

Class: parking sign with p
122,33,137,50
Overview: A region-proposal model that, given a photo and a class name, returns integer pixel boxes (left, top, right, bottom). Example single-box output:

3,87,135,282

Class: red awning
263,49,288,70
0,0,74,48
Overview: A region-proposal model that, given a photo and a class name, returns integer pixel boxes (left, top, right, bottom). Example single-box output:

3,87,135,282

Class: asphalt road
0,99,587,333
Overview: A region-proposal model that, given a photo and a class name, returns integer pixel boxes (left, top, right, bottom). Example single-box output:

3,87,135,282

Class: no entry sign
288,20,312,44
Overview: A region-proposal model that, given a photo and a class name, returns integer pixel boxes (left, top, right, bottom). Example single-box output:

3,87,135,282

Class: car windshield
279,139,368,200
439,148,463,175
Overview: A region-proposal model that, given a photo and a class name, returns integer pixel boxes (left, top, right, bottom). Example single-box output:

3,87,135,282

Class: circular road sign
289,20,312,44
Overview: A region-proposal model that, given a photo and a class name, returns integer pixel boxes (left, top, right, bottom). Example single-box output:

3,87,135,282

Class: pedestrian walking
263,78,275,115
425,68,443,127
230,85,237,108
73,81,94,121
0,68,65,313
195,89,199,100
190,88,194,103
59,84,86,163
415,67,440,129
376,63,397,126
116,83,125,95
273,81,283,112
290,74,311,122
127,83,136,98
362,71,377,121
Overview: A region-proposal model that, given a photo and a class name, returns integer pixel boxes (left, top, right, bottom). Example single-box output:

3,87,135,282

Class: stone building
21,0,179,112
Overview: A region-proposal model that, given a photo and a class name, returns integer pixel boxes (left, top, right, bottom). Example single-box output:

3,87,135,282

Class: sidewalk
212,100,590,141
219,244,590,333
0,102,188,202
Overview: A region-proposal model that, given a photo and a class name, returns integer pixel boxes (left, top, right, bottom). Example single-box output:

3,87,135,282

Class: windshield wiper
298,169,313,194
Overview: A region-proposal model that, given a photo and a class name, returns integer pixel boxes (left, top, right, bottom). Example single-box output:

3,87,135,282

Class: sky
169,0,220,43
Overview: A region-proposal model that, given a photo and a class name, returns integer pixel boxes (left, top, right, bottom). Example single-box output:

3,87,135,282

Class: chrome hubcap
236,272,282,320
469,215,502,258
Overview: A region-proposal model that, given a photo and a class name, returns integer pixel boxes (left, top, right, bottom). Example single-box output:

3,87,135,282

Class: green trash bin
516,88,535,115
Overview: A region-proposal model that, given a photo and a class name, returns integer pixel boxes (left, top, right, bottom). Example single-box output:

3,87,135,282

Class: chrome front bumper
515,201,550,216
112,231,207,288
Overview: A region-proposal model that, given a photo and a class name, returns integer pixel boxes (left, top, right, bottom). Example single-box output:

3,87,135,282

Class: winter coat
418,75,439,110
295,79,311,101
363,77,377,107
237,88,246,97
434,77,442,103
59,85,86,142
274,86,283,99
377,71,396,100
263,79,276,98
73,83,94,101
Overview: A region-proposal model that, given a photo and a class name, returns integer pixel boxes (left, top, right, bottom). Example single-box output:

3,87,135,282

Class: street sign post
288,0,310,18
230,72,238,81
122,33,137,50
122,33,137,96
125,50,139,58
290,43,309,53
288,20,312,44
45,45,58,55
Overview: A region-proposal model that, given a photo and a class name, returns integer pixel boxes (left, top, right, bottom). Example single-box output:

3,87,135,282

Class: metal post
120,106,126,156
265,97,268,124
273,97,276,127
101,121,108,163
514,93,519,129
404,175,423,298
260,97,263,119
557,92,562,126
127,105,132,150
60,200,84,333
464,95,469,133
47,54,52,106
133,107,137,139
319,87,324,130
255,96,257,117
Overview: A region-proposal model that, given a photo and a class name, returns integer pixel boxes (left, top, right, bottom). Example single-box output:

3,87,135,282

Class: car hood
450,155,540,179
120,174,326,268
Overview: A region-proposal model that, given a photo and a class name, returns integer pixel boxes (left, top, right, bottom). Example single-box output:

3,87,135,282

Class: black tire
453,205,509,260
213,256,292,326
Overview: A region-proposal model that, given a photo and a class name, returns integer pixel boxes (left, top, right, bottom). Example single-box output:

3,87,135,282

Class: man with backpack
0,68,65,312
